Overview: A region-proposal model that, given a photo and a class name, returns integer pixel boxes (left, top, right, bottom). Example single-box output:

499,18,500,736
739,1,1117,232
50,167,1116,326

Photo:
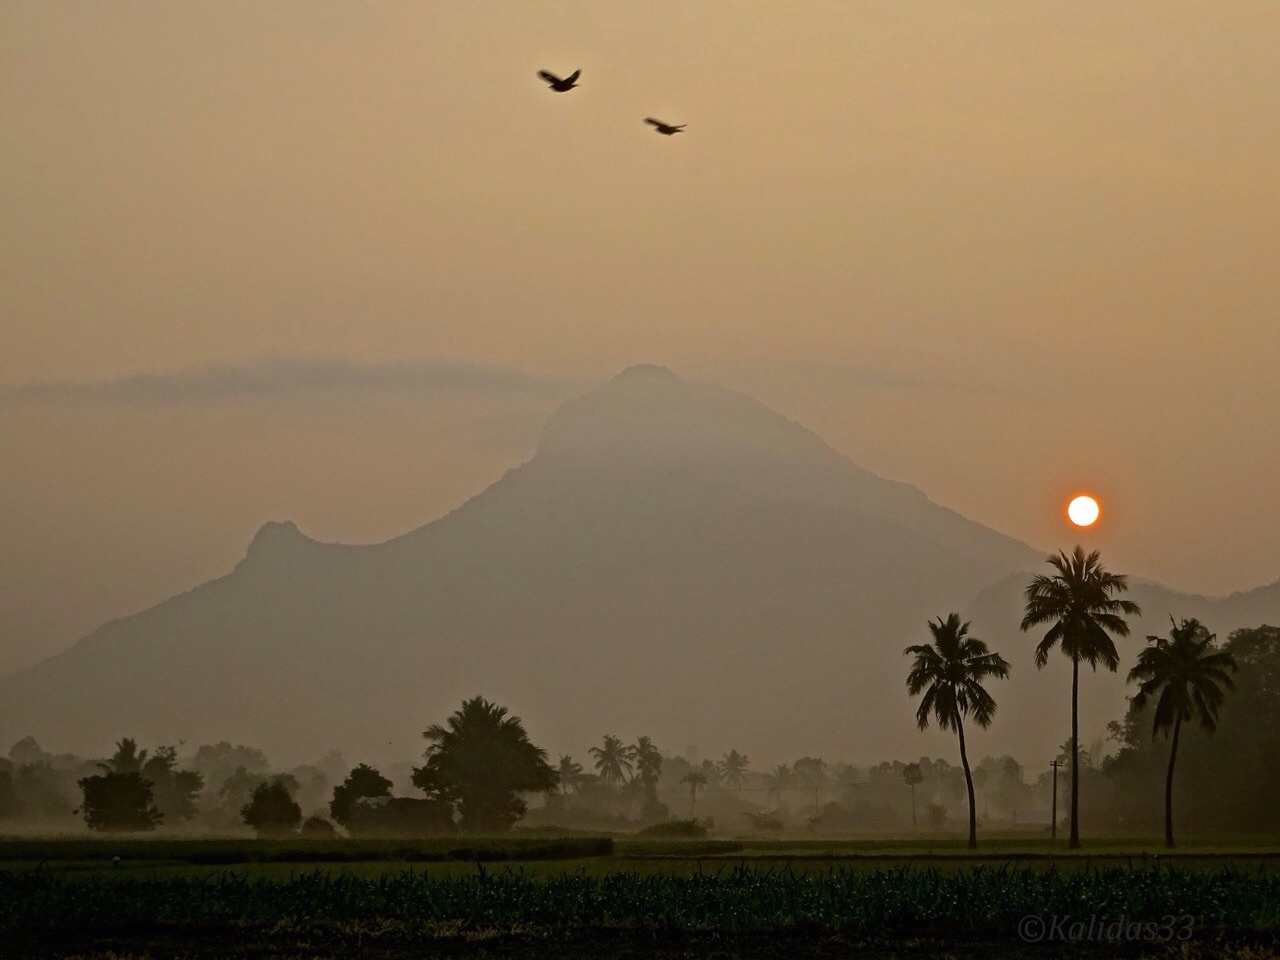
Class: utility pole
1049,760,1061,841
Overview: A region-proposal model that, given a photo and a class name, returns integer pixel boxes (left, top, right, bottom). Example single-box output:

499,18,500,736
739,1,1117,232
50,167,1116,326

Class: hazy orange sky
3,2,1278,677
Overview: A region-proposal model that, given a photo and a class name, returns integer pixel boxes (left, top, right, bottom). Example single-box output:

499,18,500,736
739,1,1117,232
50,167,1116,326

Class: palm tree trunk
956,714,977,850
1165,715,1182,849
1070,654,1080,849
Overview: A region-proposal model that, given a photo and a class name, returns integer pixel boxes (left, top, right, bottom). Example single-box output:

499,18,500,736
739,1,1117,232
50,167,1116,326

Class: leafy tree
905,612,1010,849
78,772,162,831
330,764,393,827
589,735,635,786
191,742,270,786
1021,546,1140,848
902,762,923,828
680,770,707,814
241,778,302,837
717,750,750,791
411,696,556,832
140,746,203,823
1127,617,1238,847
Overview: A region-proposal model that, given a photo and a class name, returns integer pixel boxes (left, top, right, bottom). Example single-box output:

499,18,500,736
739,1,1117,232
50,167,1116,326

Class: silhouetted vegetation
411,696,556,832
329,763,392,826
905,613,1010,849
240,779,302,838
1127,617,1237,847
1021,546,1140,848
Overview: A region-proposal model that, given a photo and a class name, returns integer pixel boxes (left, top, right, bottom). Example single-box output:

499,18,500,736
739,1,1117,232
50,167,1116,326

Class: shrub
300,816,337,838
636,818,709,838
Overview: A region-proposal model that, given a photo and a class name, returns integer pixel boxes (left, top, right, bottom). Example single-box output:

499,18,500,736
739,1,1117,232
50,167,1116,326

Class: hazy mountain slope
1,366,1274,767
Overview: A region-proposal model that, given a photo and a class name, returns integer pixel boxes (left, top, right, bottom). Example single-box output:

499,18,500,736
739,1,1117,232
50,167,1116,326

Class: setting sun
1067,495,1101,527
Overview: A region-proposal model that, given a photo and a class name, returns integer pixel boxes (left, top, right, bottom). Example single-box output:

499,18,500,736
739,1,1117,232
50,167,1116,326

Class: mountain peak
609,363,679,384
243,520,312,564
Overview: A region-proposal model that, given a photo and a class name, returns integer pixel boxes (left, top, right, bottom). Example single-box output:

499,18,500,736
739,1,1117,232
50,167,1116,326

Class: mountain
1,365,1276,768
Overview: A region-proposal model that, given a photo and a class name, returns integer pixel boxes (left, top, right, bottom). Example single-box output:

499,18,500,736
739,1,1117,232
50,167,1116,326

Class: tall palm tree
717,750,750,791
556,755,584,796
632,737,662,787
589,735,635,787
902,762,923,829
1021,546,1140,848
681,770,707,814
905,612,1010,849
1128,617,1238,848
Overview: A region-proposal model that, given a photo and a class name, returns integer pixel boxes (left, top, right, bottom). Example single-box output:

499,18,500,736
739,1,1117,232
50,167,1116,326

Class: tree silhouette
329,763,393,827
556,755,585,796
241,778,302,837
903,762,923,829
99,738,147,775
792,757,828,811
140,746,203,823
717,750,750,791
411,696,556,832
78,772,162,831
589,735,635,787
1128,617,1238,848
764,763,793,807
1021,546,1140,848
681,770,708,814
905,612,1010,849
632,737,665,817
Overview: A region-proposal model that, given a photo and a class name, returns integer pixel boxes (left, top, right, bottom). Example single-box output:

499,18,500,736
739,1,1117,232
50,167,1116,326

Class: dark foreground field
4,837,1280,959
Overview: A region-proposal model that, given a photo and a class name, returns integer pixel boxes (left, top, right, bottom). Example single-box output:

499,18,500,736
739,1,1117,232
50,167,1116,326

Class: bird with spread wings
644,118,686,136
537,69,581,92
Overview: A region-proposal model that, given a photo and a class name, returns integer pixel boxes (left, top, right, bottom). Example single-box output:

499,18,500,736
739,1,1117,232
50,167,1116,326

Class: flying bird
537,69,581,92
644,118,686,136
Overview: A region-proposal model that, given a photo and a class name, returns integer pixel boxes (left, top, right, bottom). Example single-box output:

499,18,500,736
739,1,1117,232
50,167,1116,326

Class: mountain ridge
1,367,1276,767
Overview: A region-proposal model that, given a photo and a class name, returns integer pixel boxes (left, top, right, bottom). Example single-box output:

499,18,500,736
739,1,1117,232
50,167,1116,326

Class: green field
5,835,1280,958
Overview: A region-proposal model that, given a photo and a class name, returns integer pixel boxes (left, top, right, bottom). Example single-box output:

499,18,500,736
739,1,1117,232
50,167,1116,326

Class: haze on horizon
2,1,1279,679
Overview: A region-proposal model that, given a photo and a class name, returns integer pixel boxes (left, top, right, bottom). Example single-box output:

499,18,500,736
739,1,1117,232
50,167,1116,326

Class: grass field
4,835,1280,958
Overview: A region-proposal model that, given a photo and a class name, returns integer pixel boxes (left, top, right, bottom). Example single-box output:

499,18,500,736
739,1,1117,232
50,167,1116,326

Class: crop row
3,865,1279,934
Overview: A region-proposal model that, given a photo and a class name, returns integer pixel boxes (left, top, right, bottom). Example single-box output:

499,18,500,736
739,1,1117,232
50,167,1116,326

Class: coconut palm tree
902,762,923,829
632,737,662,788
763,763,793,806
681,770,708,814
98,738,148,775
905,612,1010,849
1021,546,1140,848
556,755,585,796
589,735,635,787
411,696,557,831
1128,617,1238,848
717,750,750,791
